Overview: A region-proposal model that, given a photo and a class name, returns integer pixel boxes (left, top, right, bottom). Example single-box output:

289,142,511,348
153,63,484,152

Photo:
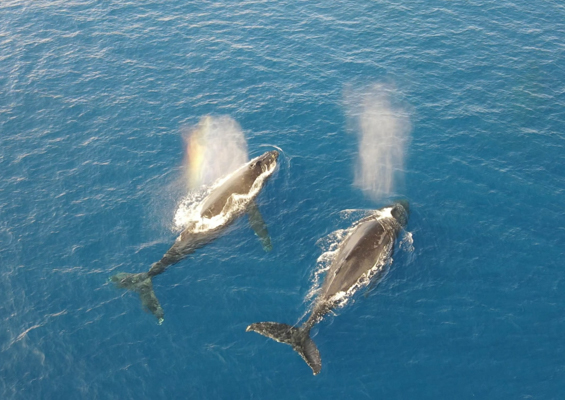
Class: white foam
400,230,414,252
375,206,393,220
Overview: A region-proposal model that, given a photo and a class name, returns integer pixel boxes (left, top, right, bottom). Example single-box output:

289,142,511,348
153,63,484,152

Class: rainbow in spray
184,116,249,190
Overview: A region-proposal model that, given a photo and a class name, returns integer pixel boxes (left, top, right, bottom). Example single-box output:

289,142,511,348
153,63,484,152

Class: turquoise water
1,1,564,398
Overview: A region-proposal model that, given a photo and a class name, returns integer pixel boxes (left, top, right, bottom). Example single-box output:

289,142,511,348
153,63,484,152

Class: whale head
249,150,279,175
391,200,409,227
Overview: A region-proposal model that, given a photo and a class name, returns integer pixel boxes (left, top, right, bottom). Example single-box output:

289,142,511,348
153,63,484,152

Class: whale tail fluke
246,322,322,375
110,272,165,324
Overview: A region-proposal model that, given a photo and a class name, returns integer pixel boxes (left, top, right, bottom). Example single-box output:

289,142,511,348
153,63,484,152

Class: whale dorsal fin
246,200,272,252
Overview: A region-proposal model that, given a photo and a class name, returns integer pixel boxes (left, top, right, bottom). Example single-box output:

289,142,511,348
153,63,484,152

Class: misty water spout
184,115,249,190
175,115,250,229
345,85,411,201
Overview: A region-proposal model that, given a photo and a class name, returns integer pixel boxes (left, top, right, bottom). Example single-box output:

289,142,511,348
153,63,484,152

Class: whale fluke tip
110,272,164,323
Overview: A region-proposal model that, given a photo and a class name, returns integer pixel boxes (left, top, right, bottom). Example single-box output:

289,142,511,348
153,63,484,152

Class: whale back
199,154,273,219
318,212,401,308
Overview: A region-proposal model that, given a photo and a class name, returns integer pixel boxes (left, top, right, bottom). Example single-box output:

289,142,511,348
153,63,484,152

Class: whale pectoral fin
246,200,272,252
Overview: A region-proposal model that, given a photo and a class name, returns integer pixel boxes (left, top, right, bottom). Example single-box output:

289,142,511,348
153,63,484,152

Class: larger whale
111,150,279,323
247,201,409,375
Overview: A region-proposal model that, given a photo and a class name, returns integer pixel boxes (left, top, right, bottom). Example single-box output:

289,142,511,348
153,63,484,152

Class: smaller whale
247,201,409,375
111,150,279,323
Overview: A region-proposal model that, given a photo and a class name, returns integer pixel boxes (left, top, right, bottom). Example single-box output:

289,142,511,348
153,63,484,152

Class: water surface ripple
1,1,564,399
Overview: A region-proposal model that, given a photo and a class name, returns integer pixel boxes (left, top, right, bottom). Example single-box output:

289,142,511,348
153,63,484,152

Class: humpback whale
111,150,279,323
247,201,409,375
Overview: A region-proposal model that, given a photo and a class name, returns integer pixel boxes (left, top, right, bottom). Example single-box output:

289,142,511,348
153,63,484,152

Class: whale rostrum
111,150,279,324
247,201,409,375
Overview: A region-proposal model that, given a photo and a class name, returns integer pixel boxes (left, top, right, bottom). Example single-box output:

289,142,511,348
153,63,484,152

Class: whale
246,201,409,375
111,150,279,323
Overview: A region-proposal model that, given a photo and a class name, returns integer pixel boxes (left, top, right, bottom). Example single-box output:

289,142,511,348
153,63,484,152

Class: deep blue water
1,1,565,398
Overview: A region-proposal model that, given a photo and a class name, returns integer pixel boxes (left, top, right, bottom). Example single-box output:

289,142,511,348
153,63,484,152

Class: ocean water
1,1,565,399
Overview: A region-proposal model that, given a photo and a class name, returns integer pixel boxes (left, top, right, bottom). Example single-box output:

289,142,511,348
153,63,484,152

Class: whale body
247,201,409,375
111,150,279,323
